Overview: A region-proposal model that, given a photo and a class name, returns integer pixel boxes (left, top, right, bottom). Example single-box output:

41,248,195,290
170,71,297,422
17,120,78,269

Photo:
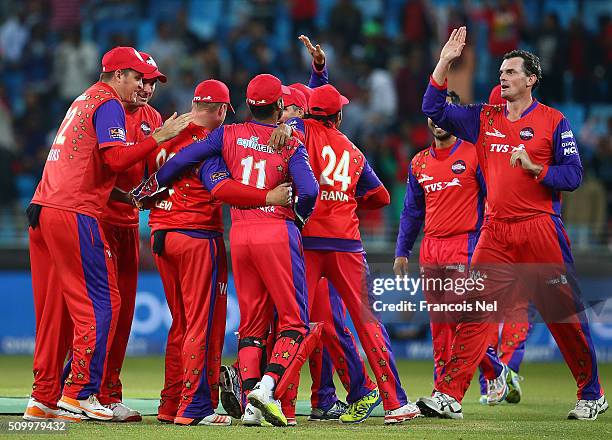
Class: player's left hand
132,173,167,205
268,123,292,150
510,149,543,176
299,34,325,66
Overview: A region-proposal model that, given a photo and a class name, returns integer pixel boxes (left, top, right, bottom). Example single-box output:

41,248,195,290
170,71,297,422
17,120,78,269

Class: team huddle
23,28,607,428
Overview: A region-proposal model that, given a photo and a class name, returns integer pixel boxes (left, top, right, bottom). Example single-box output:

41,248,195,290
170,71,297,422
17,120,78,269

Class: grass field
1,356,611,439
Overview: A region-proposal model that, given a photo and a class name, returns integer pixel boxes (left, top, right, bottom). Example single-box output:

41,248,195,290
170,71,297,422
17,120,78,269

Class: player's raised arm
538,117,583,191
355,160,390,210
288,144,319,227
422,26,481,144
299,34,328,88
394,163,426,264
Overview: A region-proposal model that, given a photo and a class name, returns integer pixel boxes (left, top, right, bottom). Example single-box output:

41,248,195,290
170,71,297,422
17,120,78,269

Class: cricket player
133,73,320,427
417,27,607,420
394,90,511,406
274,83,422,424
24,46,191,421
94,51,165,422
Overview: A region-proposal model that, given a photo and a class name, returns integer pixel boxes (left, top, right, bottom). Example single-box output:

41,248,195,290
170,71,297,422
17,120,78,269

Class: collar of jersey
248,120,278,128
95,81,121,100
503,99,539,120
429,138,462,159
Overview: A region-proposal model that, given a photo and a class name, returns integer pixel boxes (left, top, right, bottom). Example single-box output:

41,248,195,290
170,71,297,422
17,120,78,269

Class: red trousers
30,207,120,407
437,215,603,402
98,223,139,404
154,232,227,420
305,250,407,411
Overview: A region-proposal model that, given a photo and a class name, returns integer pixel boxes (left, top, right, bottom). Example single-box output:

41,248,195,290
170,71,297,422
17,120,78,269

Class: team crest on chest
519,127,534,140
451,160,466,174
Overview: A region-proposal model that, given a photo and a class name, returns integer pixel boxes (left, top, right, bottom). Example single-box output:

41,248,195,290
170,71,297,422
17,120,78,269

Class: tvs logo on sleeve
451,160,466,174
519,127,534,140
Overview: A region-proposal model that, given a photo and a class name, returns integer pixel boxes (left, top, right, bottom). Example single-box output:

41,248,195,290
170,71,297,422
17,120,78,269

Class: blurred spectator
329,0,362,51
290,0,317,38
480,0,524,61
0,10,30,64
0,86,16,152
402,0,434,51
53,27,99,109
535,13,566,104
145,21,187,82
364,63,397,131
567,18,594,103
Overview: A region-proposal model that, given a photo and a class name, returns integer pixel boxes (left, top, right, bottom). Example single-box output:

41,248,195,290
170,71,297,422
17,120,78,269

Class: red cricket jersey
99,104,162,228
148,123,224,233
221,122,299,223
32,82,125,218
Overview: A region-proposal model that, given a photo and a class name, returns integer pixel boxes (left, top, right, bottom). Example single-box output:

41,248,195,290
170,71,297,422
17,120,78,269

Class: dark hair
502,49,542,89
447,90,460,104
248,102,276,119
307,111,340,128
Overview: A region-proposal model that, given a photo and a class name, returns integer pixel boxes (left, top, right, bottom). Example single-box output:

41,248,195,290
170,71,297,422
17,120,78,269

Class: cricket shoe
479,395,488,405
175,413,231,426
57,394,113,421
220,365,243,419
23,397,86,422
242,403,263,426
568,395,608,421
505,368,523,404
384,402,422,424
486,365,509,405
309,400,348,421
339,388,382,424
247,383,287,427
103,402,142,422
416,391,463,419
262,417,297,427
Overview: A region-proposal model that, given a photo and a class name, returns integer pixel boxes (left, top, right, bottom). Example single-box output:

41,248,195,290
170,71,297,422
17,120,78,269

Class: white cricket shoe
104,402,142,422
242,403,263,426
247,383,287,427
416,391,463,419
23,397,86,422
58,394,113,421
384,402,422,424
568,395,608,420
487,365,509,405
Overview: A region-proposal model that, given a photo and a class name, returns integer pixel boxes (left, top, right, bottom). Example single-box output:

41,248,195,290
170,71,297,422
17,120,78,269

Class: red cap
288,83,313,101
488,84,506,105
101,46,157,75
283,87,307,110
308,84,349,116
193,79,234,112
139,51,167,83
246,74,290,106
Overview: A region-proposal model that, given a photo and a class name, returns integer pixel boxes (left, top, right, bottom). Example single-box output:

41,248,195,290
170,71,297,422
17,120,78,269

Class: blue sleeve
288,145,319,222
157,126,225,186
308,62,329,88
476,164,487,198
422,81,482,144
540,117,583,191
395,164,425,258
286,117,305,136
92,100,126,146
199,155,231,192
356,160,383,197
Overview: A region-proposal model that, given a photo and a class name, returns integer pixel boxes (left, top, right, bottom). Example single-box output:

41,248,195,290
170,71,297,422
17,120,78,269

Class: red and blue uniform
286,116,408,411
148,123,228,423
156,121,318,402
29,82,157,407
96,103,162,405
396,139,504,385
422,77,603,402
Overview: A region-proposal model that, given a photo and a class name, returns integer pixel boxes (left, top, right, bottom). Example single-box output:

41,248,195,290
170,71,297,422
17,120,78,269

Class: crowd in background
0,0,610,252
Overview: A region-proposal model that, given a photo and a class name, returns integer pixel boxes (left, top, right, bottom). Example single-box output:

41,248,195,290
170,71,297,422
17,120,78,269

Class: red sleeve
102,136,158,172
211,179,268,207
356,185,390,210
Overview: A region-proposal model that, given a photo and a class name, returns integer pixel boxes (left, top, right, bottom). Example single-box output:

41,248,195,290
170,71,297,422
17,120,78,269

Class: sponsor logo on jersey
109,127,126,141
417,174,434,184
237,136,275,154
546,274,568,285
564,146,578,155
489,143,525,153
210,171,229,183
561,130,574,139
451,160,466,174
141,121,151,135
519,127,534,140
485,127,506,138
423,177,462,193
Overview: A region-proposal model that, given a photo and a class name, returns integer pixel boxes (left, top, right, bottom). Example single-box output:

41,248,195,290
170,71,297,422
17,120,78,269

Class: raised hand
299,34,325,66
153,112,193,144
439,26,467,64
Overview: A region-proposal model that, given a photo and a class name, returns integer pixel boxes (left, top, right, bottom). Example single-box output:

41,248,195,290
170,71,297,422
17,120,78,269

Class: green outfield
1,356,611,439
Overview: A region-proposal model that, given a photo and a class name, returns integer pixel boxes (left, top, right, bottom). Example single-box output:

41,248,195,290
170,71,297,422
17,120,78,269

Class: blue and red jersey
395,139,486,258
422,77,582,221
156,121,319,223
